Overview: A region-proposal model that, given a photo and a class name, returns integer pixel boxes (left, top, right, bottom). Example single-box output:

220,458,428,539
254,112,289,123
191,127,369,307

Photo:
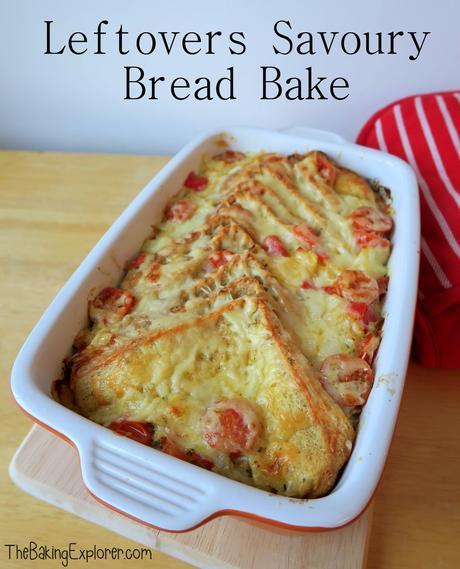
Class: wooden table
1,150,459,569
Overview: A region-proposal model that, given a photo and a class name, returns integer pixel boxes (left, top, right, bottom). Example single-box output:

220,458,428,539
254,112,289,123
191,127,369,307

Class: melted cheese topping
61,149,392,499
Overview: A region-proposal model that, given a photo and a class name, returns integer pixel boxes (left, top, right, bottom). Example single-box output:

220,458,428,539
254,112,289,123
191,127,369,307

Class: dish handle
76,431,222,531
280,126,347,144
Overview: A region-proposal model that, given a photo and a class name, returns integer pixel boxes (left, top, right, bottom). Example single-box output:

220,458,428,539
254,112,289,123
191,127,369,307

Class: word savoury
44,19,431,102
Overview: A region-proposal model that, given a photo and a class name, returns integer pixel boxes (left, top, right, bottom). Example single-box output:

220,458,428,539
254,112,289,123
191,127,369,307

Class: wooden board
10,426,372,569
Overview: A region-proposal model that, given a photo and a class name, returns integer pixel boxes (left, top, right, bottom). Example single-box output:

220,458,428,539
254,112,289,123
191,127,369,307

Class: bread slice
70,295,354,498
121,216,258,295
181,254,366,369
79,248,366,374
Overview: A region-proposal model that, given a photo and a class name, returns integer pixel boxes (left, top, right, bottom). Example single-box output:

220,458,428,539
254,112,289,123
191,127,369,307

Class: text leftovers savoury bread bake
55,149,393,498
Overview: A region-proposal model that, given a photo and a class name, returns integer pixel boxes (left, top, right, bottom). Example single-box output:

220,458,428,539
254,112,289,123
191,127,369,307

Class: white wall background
0,0,458,154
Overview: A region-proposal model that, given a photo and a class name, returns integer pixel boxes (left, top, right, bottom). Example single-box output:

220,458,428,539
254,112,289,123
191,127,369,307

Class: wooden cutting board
10,426,372,569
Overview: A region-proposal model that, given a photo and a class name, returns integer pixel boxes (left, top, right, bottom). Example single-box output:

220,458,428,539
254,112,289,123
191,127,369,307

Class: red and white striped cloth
357,91,460,369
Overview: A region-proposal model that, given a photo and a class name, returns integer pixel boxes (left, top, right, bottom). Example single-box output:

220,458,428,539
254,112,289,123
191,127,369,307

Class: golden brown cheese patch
71,297,354,497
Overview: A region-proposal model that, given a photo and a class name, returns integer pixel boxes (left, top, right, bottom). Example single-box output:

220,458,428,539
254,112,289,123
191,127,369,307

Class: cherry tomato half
347,302,379,325
89,287,136,325
316,153,337,186
320,354,374,406
336,270,379,305
202,398,262,455
129,253,146,270
184,171,208,191
263,235,289,257
354,231,391,250
108,420,153,446
207,250,234,271
350,206,392,233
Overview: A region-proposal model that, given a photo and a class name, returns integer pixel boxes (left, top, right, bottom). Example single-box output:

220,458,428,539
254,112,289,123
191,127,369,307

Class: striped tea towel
356,91,460,368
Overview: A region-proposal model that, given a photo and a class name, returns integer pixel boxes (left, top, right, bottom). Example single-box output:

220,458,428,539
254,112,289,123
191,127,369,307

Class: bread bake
57,149,393,498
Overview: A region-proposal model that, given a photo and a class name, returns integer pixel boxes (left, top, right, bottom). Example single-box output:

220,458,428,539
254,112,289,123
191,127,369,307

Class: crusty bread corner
248,296,355,497
71,294,354,498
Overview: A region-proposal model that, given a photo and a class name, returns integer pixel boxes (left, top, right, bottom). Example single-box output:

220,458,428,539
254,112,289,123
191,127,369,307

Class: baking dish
11,126,420,532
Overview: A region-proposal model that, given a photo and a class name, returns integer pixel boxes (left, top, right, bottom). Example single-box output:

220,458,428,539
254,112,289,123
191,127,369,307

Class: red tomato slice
157,437,214,470
347,302,368,320
207,250,234,270
263,235,289,257
202,398,262,455
292,224,320,249
354,231,391,250
320,354,374,406
336,270,379,305
89,287,136,325
301,281,315,290
129,253,146,269
350,206,392,233
109,420,153,446
164,199,196,221
316,153,337,186
315,247,329,263
347,302,379,325
364,304,380,325
184,171,208,191
358,333,381,365
322,285,339,296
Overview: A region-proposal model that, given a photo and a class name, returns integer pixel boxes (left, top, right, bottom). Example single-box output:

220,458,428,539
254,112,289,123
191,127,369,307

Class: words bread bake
57,149,393,498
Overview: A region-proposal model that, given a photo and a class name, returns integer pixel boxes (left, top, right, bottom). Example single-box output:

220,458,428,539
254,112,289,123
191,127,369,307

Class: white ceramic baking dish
11,126,420,532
